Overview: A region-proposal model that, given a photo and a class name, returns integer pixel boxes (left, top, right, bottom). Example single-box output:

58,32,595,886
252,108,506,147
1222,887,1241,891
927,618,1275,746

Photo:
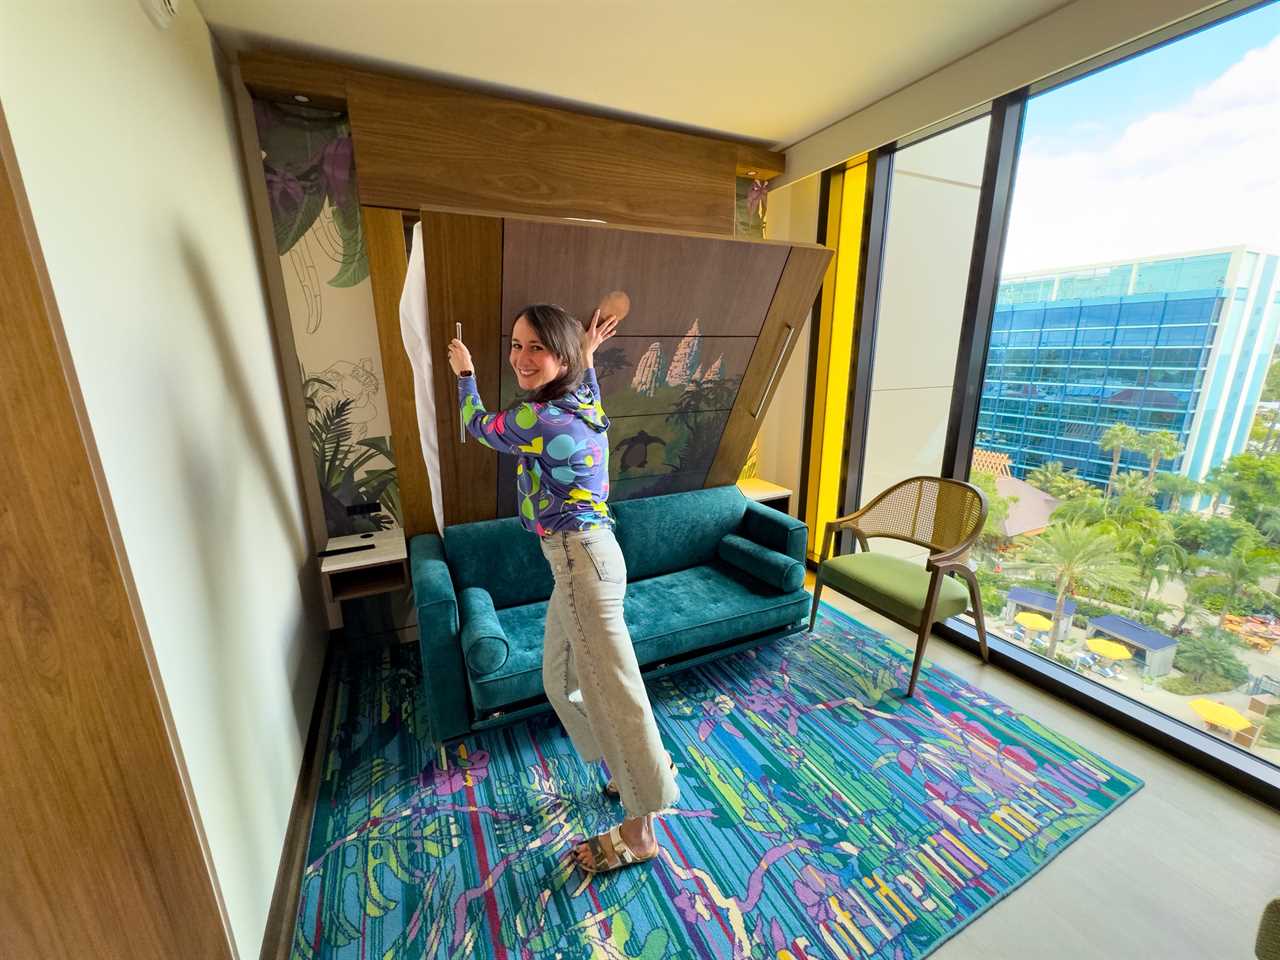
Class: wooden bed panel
707,244,833,487
419,209,829,524
499,218,789,338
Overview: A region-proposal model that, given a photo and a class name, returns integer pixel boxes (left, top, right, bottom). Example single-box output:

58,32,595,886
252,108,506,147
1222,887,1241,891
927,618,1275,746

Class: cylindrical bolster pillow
718,533,804,592
458,587,510,677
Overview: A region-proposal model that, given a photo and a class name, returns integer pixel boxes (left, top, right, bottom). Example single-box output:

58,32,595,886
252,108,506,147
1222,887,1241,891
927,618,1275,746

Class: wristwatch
457,369,473,377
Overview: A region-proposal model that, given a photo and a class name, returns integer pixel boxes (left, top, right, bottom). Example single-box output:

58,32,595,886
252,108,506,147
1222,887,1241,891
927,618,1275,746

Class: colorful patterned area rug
293,601,1142,959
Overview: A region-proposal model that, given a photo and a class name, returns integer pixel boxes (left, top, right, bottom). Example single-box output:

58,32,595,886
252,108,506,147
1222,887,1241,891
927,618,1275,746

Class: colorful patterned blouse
457,368,613,536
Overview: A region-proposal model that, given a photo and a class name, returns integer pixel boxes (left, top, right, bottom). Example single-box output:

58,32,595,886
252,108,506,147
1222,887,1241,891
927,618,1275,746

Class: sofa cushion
458,587,510,676
820,552,969,627
611,486,750,583
466,562,809,713
718,533,804,592
444,516,553,610
446,485,753,609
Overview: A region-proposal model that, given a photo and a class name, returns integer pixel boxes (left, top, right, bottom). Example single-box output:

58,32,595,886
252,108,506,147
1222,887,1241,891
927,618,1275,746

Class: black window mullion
943,90,1027,481
837,146,893,557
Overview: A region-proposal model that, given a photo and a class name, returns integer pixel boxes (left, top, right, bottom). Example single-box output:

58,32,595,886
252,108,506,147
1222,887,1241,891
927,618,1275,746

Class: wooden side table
320,528,409,604
736,477,794,515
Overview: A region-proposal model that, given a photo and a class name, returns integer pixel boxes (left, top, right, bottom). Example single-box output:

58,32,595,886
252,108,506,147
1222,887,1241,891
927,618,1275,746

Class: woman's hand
447,338,474,376
582,309,619,364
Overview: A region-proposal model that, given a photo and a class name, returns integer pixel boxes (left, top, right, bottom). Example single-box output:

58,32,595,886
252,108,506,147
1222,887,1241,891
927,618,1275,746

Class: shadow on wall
174,228,328,827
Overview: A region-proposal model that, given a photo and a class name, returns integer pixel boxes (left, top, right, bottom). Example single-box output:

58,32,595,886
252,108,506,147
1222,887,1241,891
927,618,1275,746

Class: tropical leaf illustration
303,370,401,535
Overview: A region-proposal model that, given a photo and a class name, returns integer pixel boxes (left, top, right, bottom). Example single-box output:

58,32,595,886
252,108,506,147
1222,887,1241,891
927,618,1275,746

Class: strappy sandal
577,822,661,875
602,755,677,800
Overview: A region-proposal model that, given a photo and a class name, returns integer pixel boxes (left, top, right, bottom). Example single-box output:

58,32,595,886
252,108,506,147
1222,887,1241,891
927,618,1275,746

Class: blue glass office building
976,248,1280,499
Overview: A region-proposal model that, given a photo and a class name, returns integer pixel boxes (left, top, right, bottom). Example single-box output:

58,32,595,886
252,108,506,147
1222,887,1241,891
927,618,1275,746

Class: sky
1001,0,1280,275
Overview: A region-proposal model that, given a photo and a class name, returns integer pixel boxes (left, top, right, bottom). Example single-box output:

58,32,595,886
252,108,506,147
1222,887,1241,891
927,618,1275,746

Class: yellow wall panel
804,160,866,562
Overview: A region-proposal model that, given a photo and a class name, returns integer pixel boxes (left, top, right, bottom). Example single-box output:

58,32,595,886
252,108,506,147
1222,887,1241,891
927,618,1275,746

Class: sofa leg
808,576,824,632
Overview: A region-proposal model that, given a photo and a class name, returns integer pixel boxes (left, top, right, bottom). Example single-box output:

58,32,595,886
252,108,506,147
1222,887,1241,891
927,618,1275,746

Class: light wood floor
804,571,1280,959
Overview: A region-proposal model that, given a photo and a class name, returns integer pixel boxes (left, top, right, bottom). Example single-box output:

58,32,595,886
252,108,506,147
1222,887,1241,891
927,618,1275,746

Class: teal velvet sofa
410,485,810,748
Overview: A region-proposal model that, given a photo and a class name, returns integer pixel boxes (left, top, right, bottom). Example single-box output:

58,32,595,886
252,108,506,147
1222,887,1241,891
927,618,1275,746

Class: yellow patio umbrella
1188,699,1252,733
1015,611,1054,632
1086,637,1132,661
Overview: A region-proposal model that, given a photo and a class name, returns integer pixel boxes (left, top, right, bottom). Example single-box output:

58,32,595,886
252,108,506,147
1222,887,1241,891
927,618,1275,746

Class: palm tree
1201,543,1280,628
1100,423,1141,497
1200,466,1226,516
1138,430,1184,482
1020,522,1139,658
1130,534,1187,606
1027,461,1095,500
1255,505,1280,546
1154,472,1199,512
1112,471,1154,500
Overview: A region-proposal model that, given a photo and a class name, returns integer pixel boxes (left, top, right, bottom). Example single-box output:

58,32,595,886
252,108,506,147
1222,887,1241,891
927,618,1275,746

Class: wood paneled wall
346,72,736,233
362,206,436,536
0,106,233,959
239,52,785,235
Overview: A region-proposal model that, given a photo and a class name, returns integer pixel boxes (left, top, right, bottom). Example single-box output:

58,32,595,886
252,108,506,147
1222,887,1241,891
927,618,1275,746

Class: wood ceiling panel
350,72,737,234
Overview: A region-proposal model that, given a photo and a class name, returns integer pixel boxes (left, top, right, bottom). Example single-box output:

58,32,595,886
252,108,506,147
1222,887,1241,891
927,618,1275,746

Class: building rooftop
1089,614,1179,652
1008,586,1076,617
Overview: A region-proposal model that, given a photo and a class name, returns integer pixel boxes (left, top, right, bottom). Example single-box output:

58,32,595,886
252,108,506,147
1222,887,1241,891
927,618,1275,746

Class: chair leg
808,574,824,632
907,572,945,698
967,591,988,665
906,619,930,698
963,574,990,663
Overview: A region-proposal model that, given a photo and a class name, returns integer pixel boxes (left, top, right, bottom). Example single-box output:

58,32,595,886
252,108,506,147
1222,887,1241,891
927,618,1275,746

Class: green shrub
1173,631,1251,685
1263,715,1280,748
1159,674,1238,695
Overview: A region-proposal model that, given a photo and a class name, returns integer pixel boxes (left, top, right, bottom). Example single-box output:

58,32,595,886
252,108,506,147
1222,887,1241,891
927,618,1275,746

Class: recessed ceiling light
747,169,757,177
294,94,311,103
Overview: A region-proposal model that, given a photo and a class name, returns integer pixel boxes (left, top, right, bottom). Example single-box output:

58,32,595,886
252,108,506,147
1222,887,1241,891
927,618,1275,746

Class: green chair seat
820,552,969,627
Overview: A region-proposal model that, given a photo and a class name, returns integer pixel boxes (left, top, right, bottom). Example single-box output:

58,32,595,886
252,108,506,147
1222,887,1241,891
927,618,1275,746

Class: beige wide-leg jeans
538,527,679,818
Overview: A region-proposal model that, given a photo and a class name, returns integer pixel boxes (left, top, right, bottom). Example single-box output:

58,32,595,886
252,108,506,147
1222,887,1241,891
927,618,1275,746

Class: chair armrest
739,500,807,562
409,534,469,745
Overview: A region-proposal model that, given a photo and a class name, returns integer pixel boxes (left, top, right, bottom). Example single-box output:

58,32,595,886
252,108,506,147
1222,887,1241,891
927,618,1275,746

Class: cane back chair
808,476,990,697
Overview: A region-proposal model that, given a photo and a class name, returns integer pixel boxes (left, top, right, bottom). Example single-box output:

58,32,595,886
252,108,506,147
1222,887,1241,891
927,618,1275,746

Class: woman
446,303,679,875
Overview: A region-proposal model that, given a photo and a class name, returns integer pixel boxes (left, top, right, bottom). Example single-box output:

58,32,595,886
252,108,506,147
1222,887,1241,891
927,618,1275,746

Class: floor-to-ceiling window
968,1,1280,771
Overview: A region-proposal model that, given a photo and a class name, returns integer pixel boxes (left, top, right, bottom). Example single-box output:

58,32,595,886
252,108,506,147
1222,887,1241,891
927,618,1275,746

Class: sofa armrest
719,533,805,592
410,534,469,746
739,500,808,562
458,587,510,677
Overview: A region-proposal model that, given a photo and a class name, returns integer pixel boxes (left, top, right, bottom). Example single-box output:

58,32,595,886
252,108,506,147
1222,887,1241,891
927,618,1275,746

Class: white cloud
1002,33,1280,274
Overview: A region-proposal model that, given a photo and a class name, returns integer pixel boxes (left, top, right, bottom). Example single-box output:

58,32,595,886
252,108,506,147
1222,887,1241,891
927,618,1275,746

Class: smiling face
511,314,567,392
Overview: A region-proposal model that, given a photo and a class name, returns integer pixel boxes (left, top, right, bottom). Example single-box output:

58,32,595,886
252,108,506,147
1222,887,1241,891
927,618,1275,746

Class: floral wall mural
253,99,400,536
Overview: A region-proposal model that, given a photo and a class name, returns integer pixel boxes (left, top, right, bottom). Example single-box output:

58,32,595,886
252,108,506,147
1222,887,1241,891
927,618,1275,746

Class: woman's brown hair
514,303,586,404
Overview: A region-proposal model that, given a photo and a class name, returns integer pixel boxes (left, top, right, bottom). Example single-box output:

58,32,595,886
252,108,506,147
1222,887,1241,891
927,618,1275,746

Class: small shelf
320,529,409,604
328,563,409,601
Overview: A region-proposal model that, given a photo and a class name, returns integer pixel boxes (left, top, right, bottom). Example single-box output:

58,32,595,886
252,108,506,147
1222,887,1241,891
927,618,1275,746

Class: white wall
859,119,990,559
758,175,822,509
778,0,1216,185
0,2,327,956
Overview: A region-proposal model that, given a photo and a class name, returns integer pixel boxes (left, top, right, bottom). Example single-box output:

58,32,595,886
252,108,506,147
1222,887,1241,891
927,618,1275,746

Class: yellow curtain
803,159,867,562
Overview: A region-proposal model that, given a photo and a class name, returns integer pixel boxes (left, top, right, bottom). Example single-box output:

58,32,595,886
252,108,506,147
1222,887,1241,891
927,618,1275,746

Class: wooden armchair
808,476,990,697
